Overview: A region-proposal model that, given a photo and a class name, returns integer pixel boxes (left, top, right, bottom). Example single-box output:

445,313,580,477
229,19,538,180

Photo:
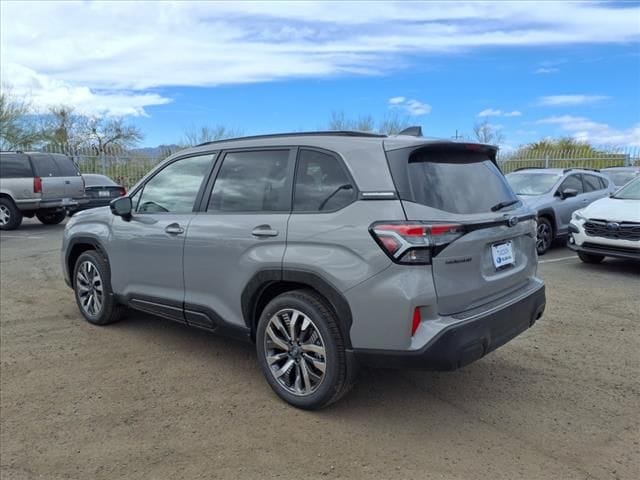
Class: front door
109,154,215,319
554,173,585,234
183,149,295,330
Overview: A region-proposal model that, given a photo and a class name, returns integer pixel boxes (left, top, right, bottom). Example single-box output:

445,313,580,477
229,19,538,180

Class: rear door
582,173,608,205
183,149,294,330
30,154,66,200
51,154,84,199
386,144,538,315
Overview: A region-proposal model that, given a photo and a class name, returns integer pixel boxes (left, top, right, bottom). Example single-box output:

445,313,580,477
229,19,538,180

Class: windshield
612,177,640,200
607,171,638,187
506,172,560,195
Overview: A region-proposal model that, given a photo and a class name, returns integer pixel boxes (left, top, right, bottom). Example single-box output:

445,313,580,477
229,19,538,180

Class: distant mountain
131,144,182,156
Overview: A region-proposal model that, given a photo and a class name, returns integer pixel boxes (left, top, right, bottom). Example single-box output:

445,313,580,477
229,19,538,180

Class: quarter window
293,149,355,212
208,150,291,212
559,174,583,194
137,155,212,213
0,154,32,178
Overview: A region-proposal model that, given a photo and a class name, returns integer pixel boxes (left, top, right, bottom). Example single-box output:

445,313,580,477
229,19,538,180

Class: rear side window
0,154,32,178
559,174,583,194
598,176,608,189
208,150,291,212
393,149,517,214
51,155,80,176
31,154,61,177
293,149,356,212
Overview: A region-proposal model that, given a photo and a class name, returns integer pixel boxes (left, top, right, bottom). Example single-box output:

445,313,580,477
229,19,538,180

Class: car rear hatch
31,154,84,202
51,154,85,199
384,142,538,316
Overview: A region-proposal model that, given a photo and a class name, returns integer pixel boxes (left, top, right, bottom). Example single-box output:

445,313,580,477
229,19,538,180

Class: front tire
578,252,605,264
536,217,553,255
0,198,23,230
73,250,125,325
256,289,354,410
36,210,66,225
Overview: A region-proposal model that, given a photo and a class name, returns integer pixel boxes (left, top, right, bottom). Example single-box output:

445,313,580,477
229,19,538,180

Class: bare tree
0,89,44,149
378,112,411,135
85,117,143,154
473,120,505,145
182,125,242,146
42,106,87,151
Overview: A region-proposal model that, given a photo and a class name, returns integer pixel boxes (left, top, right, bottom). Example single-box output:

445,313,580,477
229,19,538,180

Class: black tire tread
36,210,66,225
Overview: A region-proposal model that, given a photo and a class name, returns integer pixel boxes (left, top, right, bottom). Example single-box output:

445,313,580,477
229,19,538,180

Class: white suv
568,176,640,263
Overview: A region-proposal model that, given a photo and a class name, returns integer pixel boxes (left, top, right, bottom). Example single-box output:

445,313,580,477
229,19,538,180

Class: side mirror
110,196,132,220
560,188,578,199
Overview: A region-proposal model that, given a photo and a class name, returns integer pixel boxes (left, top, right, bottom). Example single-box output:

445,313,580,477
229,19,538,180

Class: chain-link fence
38,143,640,189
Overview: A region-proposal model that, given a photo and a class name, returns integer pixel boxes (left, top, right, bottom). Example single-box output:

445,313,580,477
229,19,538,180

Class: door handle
252,225,279,237
165,223,185,235
65,180,71,184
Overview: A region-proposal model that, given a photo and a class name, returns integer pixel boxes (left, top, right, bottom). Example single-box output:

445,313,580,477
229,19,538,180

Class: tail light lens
369,221,464,264
118,187,127,197
33,176,42,194
411,307,421,336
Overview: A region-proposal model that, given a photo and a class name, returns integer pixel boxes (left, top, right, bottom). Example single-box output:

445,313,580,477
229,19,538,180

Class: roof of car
181,130,496,154
602,166,640,171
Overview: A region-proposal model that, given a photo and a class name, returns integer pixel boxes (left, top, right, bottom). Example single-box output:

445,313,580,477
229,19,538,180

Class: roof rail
563,167,600,173
397,126,423,137
196,130,387,147
513,166,547,171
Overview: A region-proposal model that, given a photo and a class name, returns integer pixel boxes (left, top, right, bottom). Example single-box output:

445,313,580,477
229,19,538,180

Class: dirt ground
1,219,639,480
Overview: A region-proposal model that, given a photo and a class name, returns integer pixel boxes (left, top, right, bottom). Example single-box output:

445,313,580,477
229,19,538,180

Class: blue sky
1,1,639,148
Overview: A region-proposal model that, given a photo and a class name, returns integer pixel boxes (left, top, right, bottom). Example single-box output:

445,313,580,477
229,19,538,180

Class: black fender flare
536,208,557,234
241,269,354,348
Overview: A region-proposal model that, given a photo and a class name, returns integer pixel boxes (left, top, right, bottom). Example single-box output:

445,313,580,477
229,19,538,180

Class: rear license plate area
98,190,110,197
491,241,515,270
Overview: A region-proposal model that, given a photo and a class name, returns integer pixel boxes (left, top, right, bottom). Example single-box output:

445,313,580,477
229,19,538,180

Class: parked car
70,174,126,214
62,130,546,409
568,176,640,263
505,168,614,254
601,166,640,189
0,151,87,230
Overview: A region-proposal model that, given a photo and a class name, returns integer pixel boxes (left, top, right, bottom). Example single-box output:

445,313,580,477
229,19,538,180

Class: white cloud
388,96,406,105
536,115,640,146
0,1,638,115
478,109,522,117
537,95,610,106
389,97,432,116
2,64,171,117
534,67,559,74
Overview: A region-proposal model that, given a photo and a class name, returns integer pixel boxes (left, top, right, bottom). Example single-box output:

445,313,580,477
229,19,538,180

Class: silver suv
62,131,546,409
506,168,614,254
0,151,87,230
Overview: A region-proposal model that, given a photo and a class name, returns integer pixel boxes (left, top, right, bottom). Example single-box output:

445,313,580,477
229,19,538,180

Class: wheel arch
537,208,557,236
66,236,110,286
242,269,354,348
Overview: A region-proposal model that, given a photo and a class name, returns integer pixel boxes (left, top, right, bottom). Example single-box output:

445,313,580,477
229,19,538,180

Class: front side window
208,150,291,212
583,174,603,192
558,174,583,194
137,154,212,213
293,149,356,212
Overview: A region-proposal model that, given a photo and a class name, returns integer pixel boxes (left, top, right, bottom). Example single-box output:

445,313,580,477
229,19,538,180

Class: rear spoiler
384,139,498,163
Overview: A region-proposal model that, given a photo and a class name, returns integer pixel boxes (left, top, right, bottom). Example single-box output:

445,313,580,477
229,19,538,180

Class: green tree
0,90,44,149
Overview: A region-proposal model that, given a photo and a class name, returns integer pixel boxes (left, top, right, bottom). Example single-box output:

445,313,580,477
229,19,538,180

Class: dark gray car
506,168,614,254
62,131,546,409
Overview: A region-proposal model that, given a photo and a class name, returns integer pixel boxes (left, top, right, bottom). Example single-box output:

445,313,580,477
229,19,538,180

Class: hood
517,194,550,210
582,197,640,222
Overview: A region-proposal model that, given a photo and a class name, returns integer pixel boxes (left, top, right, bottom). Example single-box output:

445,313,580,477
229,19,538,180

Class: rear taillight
369,221,464,264
33,176,42,194
118,187,127,196
411,307,421,336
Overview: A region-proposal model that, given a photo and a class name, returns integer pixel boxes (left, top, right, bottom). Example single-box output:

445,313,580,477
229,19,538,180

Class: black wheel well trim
241,269,353,348
536,209,556,235
66,237,109,286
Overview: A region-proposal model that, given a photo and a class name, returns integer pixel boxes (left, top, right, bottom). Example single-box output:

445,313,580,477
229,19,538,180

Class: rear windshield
30,154,79,177
607,171,638,187
396,150,518,214
51,155,80,176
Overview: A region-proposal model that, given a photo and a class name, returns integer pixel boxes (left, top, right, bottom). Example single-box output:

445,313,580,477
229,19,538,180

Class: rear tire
73,250,125,325
536,217,553,255
0,198,23,230
578,252,605,264
256,289,355,410
36,210,66,225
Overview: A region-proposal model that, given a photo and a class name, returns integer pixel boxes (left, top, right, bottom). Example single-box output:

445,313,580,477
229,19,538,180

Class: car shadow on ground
573,257,640,275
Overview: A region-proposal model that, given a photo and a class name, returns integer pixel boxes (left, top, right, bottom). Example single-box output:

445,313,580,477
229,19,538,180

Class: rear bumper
353,283,545,370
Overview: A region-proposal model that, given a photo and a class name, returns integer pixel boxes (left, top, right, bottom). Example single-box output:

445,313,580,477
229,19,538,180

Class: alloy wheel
0,205,10,226
537,223,551,252
263,308,327,396
76,260,104,317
